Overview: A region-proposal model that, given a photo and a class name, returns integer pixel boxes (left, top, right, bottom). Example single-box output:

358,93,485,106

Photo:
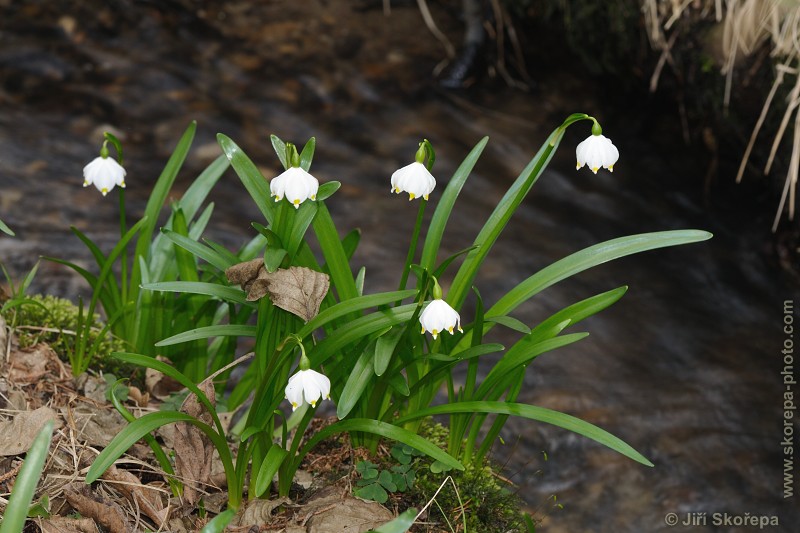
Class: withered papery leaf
174,378,217,506
259,266,330,322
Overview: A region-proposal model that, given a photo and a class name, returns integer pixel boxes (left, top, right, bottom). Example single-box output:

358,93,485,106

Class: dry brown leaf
256,267,330,322
102,466,169,527
226,260,330,321
145,355,184,400
63,483,132,533
7,343,65,383
0,314,8,358
235,496,291,527
302,486,393,533
225,257,264,286
174,378,216,506
0,406,60,456
37,516,99,533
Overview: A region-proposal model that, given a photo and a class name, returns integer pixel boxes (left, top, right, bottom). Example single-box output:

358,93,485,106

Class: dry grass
644,0,800,230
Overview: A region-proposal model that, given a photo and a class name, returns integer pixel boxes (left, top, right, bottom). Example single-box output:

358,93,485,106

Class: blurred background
1,0,798,531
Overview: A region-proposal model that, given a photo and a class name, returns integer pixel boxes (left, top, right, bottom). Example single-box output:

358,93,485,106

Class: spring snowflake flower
419,299,462,340
285,368,331,411
575,134,619,174
83,156,126,196
270,166,319,209
391,161,436,201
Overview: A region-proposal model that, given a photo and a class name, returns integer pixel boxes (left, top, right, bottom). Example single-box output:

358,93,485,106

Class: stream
1,1,797,531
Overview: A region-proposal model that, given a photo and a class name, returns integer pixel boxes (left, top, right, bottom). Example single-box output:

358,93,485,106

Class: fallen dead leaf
0,314,8,358
7,343,66,383
102,465,169,527
226,259,329,321
37,516,99,533
63,483,132,533
235,496,291,527
145,356,184,400
174,378,216,506
303,486,393,533
0,406,60,456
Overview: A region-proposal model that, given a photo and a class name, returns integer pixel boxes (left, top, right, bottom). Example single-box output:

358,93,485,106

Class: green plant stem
119,187,129,338
397,199,427,297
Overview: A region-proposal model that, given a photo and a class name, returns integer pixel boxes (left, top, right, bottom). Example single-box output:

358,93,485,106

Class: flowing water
1,1,797,531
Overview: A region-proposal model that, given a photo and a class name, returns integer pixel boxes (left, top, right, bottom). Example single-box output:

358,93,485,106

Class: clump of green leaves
355,444,422,503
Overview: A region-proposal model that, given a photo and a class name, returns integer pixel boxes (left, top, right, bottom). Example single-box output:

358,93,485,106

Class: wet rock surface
1,0,797,531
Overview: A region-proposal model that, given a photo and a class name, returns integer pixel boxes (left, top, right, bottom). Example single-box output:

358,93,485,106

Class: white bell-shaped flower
285,368,331,411
576,134,619,174
270,166,319,209
83,156,126,196
391,161,436,201
419,298,462,340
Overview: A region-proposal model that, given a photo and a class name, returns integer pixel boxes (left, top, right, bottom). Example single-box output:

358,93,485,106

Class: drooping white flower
285,368,331,411
575,134,619,174
83,156,126,196
270,166,319,209
419,298,462,340
391,161,436,201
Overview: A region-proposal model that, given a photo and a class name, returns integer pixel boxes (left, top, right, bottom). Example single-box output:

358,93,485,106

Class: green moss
4,294,128,372
405,422,531,533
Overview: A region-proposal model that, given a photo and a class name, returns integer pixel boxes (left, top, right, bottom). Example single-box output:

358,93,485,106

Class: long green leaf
143,281,252,306
218,133,275,224
298,290,416,338
84,411,237,505
155,324,257,346
132,121,197,289
448,128,562,309
254,444,289,497
108,352,226,438
394,402,653,466
313,201,359,301
0,421,53,533
487,230,712,320
337,348,376,419
309,305,416,366
367,508,418,533
0,218,14,236
200,509,236,533
296,419,464,471
161,229,236,272
420,137,488,272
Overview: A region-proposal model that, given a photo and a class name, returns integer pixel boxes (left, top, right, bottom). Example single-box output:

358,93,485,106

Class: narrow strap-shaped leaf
161,229,235,272
298,290,416,338
200,509,237,533
0,218,14,236
155,324,256,346
0,421,53,533
313,201,359,301
367,508,418,533
419,137,488,272
295,419,464,472
475,333,588,400
299,137,316,171
132,121,197,289
309,304,416,366
143,281,252,306
337,347,376,419
218,133,275,224
394,402,653,466
448,128,562,308
253,444,289,497
85,411,239,508
487,230,712,320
